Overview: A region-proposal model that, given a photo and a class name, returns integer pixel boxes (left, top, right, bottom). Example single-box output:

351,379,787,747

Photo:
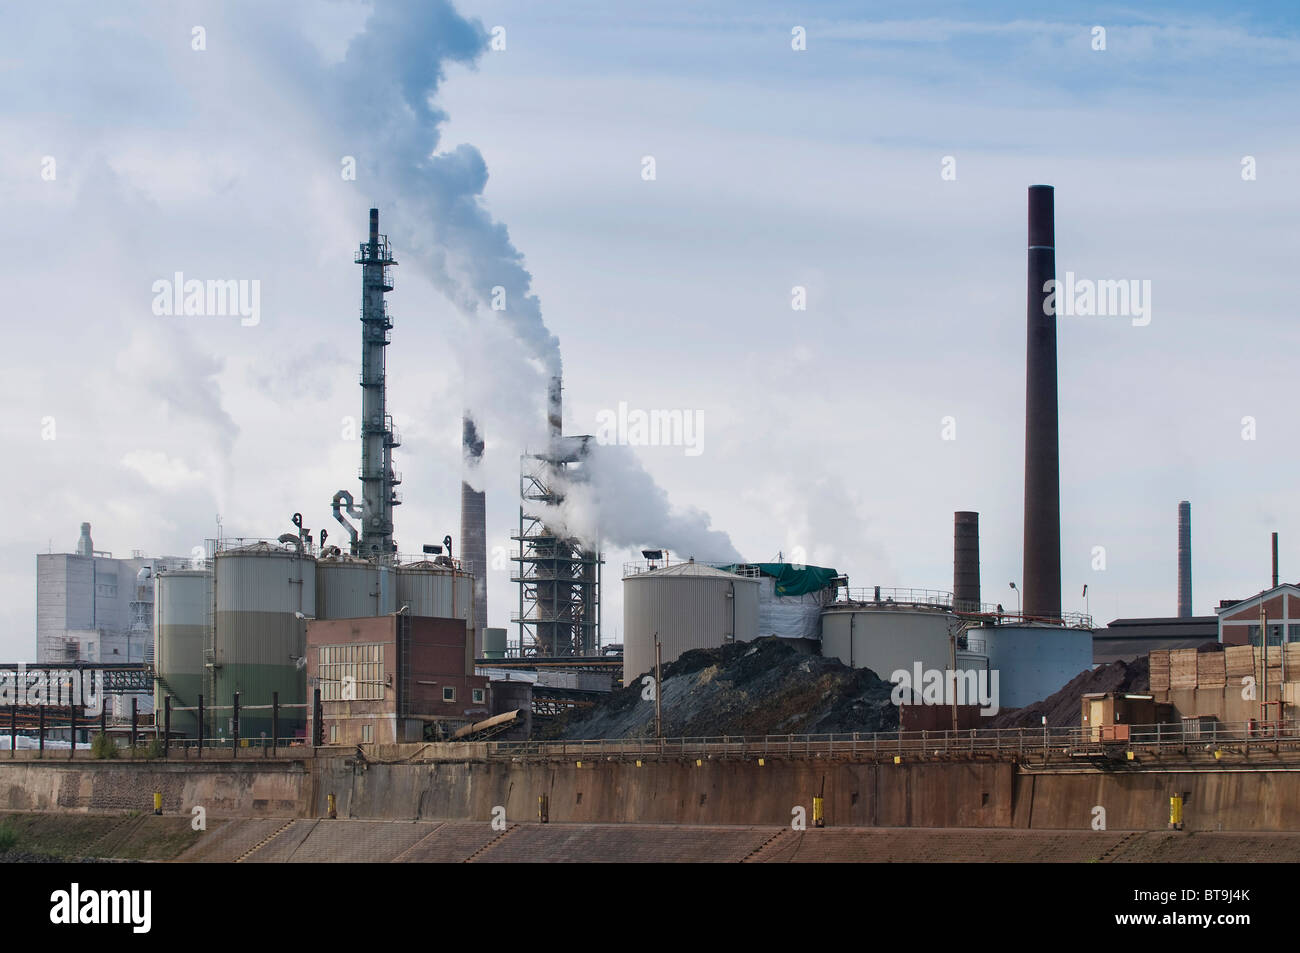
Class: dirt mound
986,655,1152,729
544,637,899,739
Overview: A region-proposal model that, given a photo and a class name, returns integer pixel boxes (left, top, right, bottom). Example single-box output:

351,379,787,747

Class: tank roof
625,562,760,582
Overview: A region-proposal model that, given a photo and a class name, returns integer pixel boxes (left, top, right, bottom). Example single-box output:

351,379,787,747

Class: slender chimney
1177,501,1192,617
1023,185,1061,622
953,512,981,613
460,413,488,655
76,522,93,558
547,375,563,440
1272,532,1279,589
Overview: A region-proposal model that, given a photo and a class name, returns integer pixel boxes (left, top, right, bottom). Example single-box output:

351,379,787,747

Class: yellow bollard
1169,794,1183,830
327,793,337,819
538,794,549,824
153,792,162,816
813,795,825,829
758,758,765,767
893,755,901,765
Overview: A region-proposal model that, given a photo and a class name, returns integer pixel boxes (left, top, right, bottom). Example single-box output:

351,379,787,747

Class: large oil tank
622,561,760,683
153,568,211,737
396,561,474,628
315,557,396,619
213,543,315,739
820,602,956,678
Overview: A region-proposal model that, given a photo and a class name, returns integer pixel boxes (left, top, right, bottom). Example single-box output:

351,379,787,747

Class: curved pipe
331,490,361,554
278,533,303,554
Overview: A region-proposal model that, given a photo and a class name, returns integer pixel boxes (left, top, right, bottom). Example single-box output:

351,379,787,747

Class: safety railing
486,722,1300,762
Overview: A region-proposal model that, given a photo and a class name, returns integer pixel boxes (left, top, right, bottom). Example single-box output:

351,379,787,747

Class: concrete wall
7,753,1300,832
0,760,306,816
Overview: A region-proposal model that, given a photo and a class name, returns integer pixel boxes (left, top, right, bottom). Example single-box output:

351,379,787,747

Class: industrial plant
5,189,1300,869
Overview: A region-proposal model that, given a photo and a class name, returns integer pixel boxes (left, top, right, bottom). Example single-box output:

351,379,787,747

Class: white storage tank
622,561,760,683
316,557,395,619
821,602,961,679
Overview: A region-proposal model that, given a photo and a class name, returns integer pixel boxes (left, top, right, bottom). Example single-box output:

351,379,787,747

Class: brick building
305,614,490,745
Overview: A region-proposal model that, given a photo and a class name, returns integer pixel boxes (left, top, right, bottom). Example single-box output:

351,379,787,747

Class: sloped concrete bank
6,754,1300,831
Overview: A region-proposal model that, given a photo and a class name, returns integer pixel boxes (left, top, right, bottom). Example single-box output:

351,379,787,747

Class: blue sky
1,0,1298,657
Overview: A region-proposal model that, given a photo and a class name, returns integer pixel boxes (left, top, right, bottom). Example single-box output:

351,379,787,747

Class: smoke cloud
552,444,742,562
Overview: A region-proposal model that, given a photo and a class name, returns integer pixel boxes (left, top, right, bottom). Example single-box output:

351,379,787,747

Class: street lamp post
1009,582,1020,618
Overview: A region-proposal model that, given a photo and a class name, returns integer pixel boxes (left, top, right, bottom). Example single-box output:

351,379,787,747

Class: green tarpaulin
720,562,839,596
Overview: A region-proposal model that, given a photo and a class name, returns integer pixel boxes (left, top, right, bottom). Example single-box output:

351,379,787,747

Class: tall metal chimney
953,511,981,613
337,208,400,558
460,413,488,655
1022,185,1061,622
1272,532,1279,589
1177,501,1192,617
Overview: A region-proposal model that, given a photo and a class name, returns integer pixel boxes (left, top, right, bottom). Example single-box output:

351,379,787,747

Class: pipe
331,491,361,555
278,533,303,554
1022,185,1061,622
1272,532,1279,589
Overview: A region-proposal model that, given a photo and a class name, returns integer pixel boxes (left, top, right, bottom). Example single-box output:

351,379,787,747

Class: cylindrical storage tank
622,562,760,683
482,627,508,659
213,543,316,740
315,558,395,619
820,604,955,678
153,568,212,737
395,562,474,630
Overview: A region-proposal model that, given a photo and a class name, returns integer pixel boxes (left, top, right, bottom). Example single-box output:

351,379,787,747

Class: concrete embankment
6,748,1300,832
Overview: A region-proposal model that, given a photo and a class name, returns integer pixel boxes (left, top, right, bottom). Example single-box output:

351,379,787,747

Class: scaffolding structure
511,440,602,657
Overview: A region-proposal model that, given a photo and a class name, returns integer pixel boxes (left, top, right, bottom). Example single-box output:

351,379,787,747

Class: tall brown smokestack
1022,185,1061,622
954,511,980,613
460,413,488,654
1177,501,1191,617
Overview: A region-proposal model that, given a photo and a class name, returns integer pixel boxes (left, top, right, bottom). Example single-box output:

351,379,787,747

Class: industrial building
512,377,603,658
37,522,191,715
306,614,489,745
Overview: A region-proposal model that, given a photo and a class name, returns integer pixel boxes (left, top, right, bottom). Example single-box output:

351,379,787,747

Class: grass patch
90,732,118,759
0,823,18,852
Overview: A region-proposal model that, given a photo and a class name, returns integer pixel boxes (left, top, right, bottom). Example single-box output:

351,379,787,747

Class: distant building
36,522,188,667
1215,585,1300,646
1093,616,1219,665
306,614,490,745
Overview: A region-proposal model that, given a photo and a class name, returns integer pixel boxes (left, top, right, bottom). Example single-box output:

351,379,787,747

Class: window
1248,624,1285,647
472,688,484,704
329,725,338,744
319,643,385,701
442,686,456,702
361,724,373,744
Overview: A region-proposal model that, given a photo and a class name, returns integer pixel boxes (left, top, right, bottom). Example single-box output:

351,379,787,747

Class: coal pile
544,637,899,740
986,655,1152,729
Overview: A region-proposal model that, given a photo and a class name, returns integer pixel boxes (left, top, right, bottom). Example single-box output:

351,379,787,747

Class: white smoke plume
551,444,742,562
310,0,738,560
